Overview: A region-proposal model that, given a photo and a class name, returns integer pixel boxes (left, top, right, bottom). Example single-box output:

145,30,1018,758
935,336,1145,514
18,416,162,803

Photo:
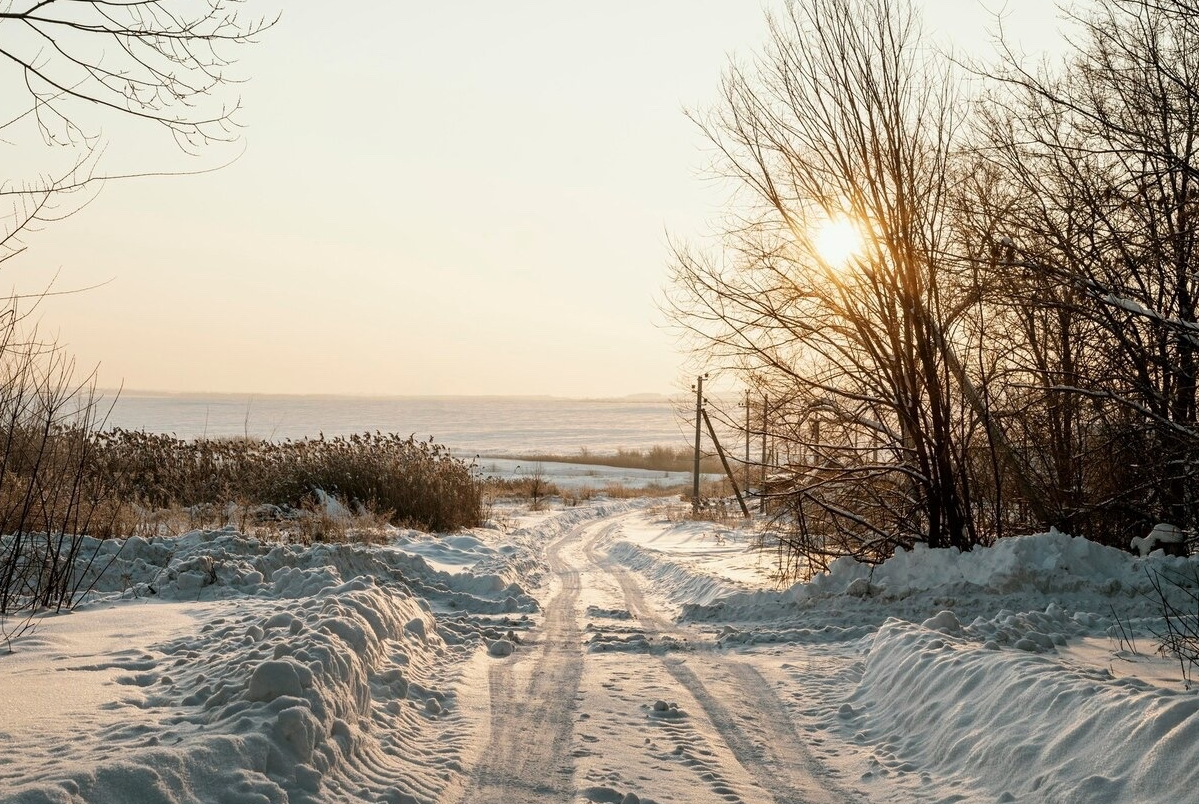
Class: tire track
584,520,855,804
464,519,592,802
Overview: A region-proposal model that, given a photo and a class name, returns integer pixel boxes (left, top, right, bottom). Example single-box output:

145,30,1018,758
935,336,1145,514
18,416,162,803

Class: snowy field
103,394,690,456
2,500,1197,803
474,458,720,491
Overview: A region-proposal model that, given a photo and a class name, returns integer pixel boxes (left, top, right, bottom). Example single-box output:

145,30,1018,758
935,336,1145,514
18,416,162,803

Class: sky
11,1,1065,398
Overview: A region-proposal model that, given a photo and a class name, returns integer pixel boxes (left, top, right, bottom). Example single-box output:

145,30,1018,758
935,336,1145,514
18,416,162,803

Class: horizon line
96,388,685,403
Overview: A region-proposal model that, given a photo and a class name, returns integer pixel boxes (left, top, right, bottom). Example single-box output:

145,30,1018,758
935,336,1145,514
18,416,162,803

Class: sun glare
813,217,863,267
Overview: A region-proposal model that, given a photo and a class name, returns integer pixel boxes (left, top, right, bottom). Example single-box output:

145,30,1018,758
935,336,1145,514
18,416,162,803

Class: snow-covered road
466,517,588,801
461,512,850,804
5,501,1199,804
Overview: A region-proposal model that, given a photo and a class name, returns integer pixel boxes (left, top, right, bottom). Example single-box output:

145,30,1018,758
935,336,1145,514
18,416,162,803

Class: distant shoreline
97,394,701,455
484,449,725,475
96,389,680,404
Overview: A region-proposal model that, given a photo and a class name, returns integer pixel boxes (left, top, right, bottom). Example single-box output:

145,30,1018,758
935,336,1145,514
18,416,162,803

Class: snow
616,516,781,589
0,503,630,804
839,618,1199,803
3,571,451,803
602,514,1199,803
3,501,1199,804
476,457,721,491
486,639,515,657
1132,522,1188,556
0,602,199,742
595,515,785,613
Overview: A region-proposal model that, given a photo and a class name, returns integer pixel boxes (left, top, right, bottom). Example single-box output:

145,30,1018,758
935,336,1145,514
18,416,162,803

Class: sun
813,217,863,266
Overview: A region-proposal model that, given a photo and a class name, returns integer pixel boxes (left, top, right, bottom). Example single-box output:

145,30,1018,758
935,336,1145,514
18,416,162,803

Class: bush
0,333,129,645
92,430,484,533
1146,566,1199,689
0,420,483,645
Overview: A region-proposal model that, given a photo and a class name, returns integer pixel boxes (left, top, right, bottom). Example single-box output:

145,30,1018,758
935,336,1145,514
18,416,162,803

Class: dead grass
647,479,749,525
93,429,483,533
496,445,725,474
102,499,398,546
482,476,710,509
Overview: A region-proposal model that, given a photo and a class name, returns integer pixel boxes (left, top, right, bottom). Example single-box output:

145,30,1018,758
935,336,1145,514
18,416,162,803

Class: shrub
504,444,724,474
0,335,128,645
91,430,484,533
1146,565,1199,689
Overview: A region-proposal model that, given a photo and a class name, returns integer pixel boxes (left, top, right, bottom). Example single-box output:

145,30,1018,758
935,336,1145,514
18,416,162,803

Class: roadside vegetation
669,0,1199,575
96,429,482,533
0,420,485,641
479,461,731,514
498,445,724,475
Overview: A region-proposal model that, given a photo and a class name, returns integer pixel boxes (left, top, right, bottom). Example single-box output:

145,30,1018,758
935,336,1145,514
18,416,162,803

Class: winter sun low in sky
17,1,1062,398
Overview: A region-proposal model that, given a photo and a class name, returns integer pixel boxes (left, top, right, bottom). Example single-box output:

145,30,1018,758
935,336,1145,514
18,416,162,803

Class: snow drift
845,616,1199,803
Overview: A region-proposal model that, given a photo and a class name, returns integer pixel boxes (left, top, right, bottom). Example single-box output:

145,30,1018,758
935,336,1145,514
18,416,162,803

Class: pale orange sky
12,1,1064,398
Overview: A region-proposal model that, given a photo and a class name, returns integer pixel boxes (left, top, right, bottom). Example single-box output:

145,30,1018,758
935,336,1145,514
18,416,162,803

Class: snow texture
0,502,632,804
604,515,1199,803
6,501,1199,804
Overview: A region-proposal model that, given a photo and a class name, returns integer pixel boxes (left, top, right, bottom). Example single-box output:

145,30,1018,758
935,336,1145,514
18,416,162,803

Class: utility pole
760,393,768,514
702,408,751,517
744,388,751,503
692,375,704,513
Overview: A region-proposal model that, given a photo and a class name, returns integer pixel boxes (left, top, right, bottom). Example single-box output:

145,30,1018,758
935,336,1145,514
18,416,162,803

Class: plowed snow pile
0,503,627,804
605,516,1199,804
6,503,1199,804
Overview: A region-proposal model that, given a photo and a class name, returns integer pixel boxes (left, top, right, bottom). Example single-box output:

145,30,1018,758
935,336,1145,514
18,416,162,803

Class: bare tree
975,0,1199,543
668,0,988,571
0,0,269,642
0,0,270,146
1,0,273,262
949,159,1098,538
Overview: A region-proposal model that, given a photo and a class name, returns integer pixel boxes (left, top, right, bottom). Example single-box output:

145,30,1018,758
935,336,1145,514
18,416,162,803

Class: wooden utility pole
744,389,751,502
692,375,704,513
760,393,768,514
703,409,751,517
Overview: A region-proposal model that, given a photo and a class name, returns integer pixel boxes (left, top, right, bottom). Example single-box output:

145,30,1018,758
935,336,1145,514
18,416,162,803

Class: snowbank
690,530,1199,625
646,526,1199,803
841,617,1199,803
4,575,449,804
0,503,630,804
803,529,1174,598
606,540,751,609
600,515,784,614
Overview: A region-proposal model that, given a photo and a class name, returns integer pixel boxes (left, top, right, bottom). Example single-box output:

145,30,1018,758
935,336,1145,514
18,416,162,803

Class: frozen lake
102,392,692,456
